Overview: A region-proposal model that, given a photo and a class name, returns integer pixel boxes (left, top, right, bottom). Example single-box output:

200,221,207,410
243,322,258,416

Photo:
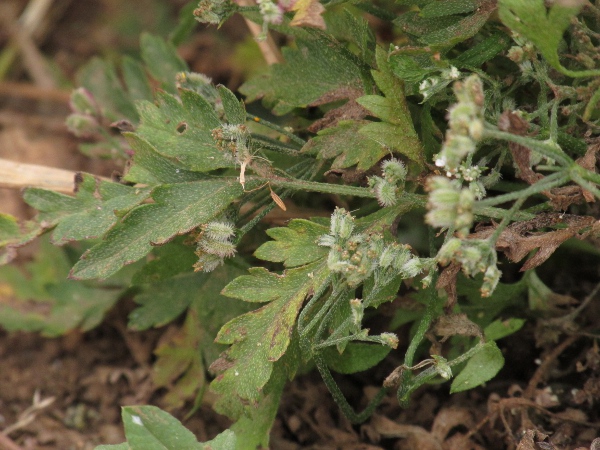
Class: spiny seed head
203,221,235,242
381,158,407,184
375,179,398,207
199,239,236,258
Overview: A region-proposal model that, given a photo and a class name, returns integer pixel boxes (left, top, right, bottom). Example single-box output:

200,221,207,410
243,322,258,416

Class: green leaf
218,85,246,125
499,0,583,73
122,405,203,449
324,8,376,65
418,1,496,47
254,219,328,268
323,342,391,374
24,174,151,245
302,120,388,171
70,180,245,280
131,239,197,285
356,48,424,165
140,33,187,95
0,214,41,264
77,58,139,121
420,0,479,18
450,341,504,393
228,367,287,450
0,238,122,336
133,90,233,172
240,36,363,114
394,12,459,40
95,444,129,450
484,318,525,341
452,32,511,68
211,261,329,414
122,56,154,102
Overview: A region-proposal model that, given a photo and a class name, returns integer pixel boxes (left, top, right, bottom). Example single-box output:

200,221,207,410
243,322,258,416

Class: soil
1,1,600,449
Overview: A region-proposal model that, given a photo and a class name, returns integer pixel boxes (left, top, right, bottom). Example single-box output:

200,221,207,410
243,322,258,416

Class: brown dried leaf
435,262,461,309
470,214,598,272
431,406,474,441
368,414,441,450
433,314,483,342
499,110,541,185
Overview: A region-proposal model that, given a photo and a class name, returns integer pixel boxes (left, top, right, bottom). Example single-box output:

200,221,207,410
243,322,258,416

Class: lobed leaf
134,89,232,172
70,180,245,280
211,261,329,411
254,219,328,267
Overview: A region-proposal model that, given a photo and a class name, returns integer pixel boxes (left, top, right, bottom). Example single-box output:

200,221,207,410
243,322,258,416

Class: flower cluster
318,208,423,287
212,123,250,163
256,0,297,25
193,0,235,25
437,237,501,297
368,158,407,207
418,66,461,101
434,75,485,176
66,88,102,138
425,176,474,238
193,221,237,272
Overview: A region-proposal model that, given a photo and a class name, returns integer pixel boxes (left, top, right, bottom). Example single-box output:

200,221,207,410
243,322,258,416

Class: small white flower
448,66,460,79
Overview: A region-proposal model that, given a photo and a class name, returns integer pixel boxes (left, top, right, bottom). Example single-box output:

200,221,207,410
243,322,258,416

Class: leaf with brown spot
307,86,368,133
433,314,484,342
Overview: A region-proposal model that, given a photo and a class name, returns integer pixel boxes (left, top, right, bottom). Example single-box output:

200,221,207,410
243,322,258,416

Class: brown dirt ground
1,1,600,449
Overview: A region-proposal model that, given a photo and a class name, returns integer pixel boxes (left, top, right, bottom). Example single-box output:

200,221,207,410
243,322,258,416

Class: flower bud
70,88,100,117
66,113,100,138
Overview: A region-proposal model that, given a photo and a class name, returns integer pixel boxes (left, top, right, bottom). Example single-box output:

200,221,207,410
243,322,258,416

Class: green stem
398,339,487,404
488,196,526,246
475,171,570,207
483,125,572,166
246,113,306,146
251,134,303,155
314,352,388,424
297,274,333,336
571,171,600,199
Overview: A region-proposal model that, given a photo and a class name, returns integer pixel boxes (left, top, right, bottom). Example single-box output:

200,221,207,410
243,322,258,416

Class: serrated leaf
123,134,208,185
140,33,187,95
24,174,151,245
484,318,525,341
450,341,504,393
356,47,424,165
122,405,203,449
452,32,511,68
325,8,376,65
0,214,41,264
323,342,391,374
394,12,459,39
499,0,583,73
418,0,495,47
420,0,478,18
211,261,329,411
254,219,328,267
70,180,245,280
0,238,122,336
134,90,233,172
302,120,388,170
240,37,363,114
218,85,246,125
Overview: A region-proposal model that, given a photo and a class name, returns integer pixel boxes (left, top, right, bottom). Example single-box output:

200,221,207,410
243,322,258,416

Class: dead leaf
470,213,598,272
435,262,461,309
432,314,484,342
290,0,326,29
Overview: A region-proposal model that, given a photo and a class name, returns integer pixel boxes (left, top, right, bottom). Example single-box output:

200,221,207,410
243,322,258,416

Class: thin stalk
251,133,302,155
314,352,388,424
398,339,487,403
475,171,570,207
247,113,306,146
487,196,526,246
483,125,573,166
297,274,333,336
235,202,276,243
571,172,600,199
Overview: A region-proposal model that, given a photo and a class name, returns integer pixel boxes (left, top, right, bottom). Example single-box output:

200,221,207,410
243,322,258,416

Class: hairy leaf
357,48,424,165
70,180,245,280
140,33,187,95
133,89,233,172
302,120,389,171
210,261,329,412
450,341,504,393
499,0,584,73
324,342,391,374
24,174,151,245
240,36,363,114
254,219,328,267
